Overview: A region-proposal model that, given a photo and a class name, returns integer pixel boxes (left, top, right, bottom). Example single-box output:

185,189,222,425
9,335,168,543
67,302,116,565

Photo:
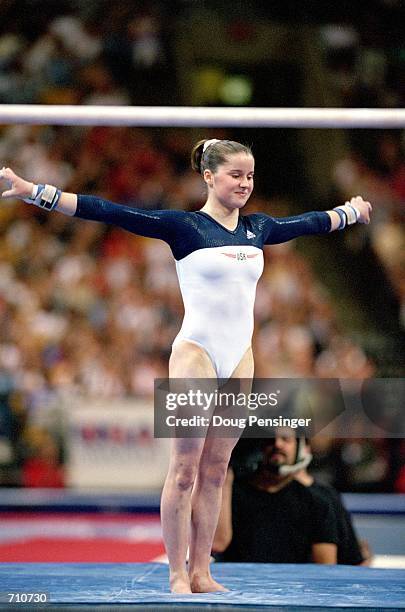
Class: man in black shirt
295,467,370,565
213,430,339,564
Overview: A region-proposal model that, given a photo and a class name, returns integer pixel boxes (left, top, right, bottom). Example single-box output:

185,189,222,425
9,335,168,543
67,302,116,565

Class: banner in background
66,399,170,490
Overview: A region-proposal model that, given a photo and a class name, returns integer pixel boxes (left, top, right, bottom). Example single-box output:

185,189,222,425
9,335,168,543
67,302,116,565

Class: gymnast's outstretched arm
262,196,372,245
0,167,185,243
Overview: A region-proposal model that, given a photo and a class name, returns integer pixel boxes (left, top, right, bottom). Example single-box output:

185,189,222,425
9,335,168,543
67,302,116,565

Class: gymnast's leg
160,340,216,594
187,435,238,592
188,347,254,593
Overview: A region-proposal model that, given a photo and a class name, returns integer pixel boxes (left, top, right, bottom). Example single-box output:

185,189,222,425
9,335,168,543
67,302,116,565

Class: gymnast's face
204,152,254,210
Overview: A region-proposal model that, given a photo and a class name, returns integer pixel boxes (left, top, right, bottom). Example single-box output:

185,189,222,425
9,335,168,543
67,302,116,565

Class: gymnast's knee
199,458,229,488
173,462,199,492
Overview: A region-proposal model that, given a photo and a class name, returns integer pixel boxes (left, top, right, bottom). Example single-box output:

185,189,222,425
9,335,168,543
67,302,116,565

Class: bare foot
170,573,192,594
190,574,229,593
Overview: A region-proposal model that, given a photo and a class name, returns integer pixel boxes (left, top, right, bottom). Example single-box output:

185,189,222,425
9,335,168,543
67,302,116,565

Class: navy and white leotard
75,196,331,379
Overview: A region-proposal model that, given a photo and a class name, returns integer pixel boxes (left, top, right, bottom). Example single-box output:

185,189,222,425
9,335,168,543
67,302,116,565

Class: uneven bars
0,105,404,128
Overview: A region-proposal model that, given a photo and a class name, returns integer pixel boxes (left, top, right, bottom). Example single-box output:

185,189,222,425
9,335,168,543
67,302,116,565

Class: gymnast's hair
191,139,253,175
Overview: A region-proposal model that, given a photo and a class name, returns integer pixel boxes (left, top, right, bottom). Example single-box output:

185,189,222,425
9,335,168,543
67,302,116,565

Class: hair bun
190,139,207,174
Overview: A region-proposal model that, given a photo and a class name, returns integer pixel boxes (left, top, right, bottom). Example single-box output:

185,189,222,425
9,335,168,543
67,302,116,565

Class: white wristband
23,183,61,211
335,203,360,226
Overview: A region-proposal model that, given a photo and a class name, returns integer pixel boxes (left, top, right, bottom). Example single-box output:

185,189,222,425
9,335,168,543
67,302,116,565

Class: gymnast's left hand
349,196,372,224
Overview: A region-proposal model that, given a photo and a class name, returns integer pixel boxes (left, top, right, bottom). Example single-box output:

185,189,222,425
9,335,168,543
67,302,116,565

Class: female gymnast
0,138,372,593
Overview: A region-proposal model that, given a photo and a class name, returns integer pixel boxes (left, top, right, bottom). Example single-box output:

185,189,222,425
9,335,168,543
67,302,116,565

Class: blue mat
1,562,405,609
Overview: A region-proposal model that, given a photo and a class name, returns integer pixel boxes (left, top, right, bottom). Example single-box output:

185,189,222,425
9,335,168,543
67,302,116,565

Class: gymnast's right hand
0,167,34,200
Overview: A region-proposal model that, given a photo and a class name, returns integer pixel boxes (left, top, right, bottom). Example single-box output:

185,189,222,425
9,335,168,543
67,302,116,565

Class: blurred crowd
0,1,403,491
321,9,403,110
331,132,404,328
0,1,174,107
322,15,405,327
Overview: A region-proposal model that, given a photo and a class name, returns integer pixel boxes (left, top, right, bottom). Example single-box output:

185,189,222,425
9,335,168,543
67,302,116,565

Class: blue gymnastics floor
1,562,405,610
